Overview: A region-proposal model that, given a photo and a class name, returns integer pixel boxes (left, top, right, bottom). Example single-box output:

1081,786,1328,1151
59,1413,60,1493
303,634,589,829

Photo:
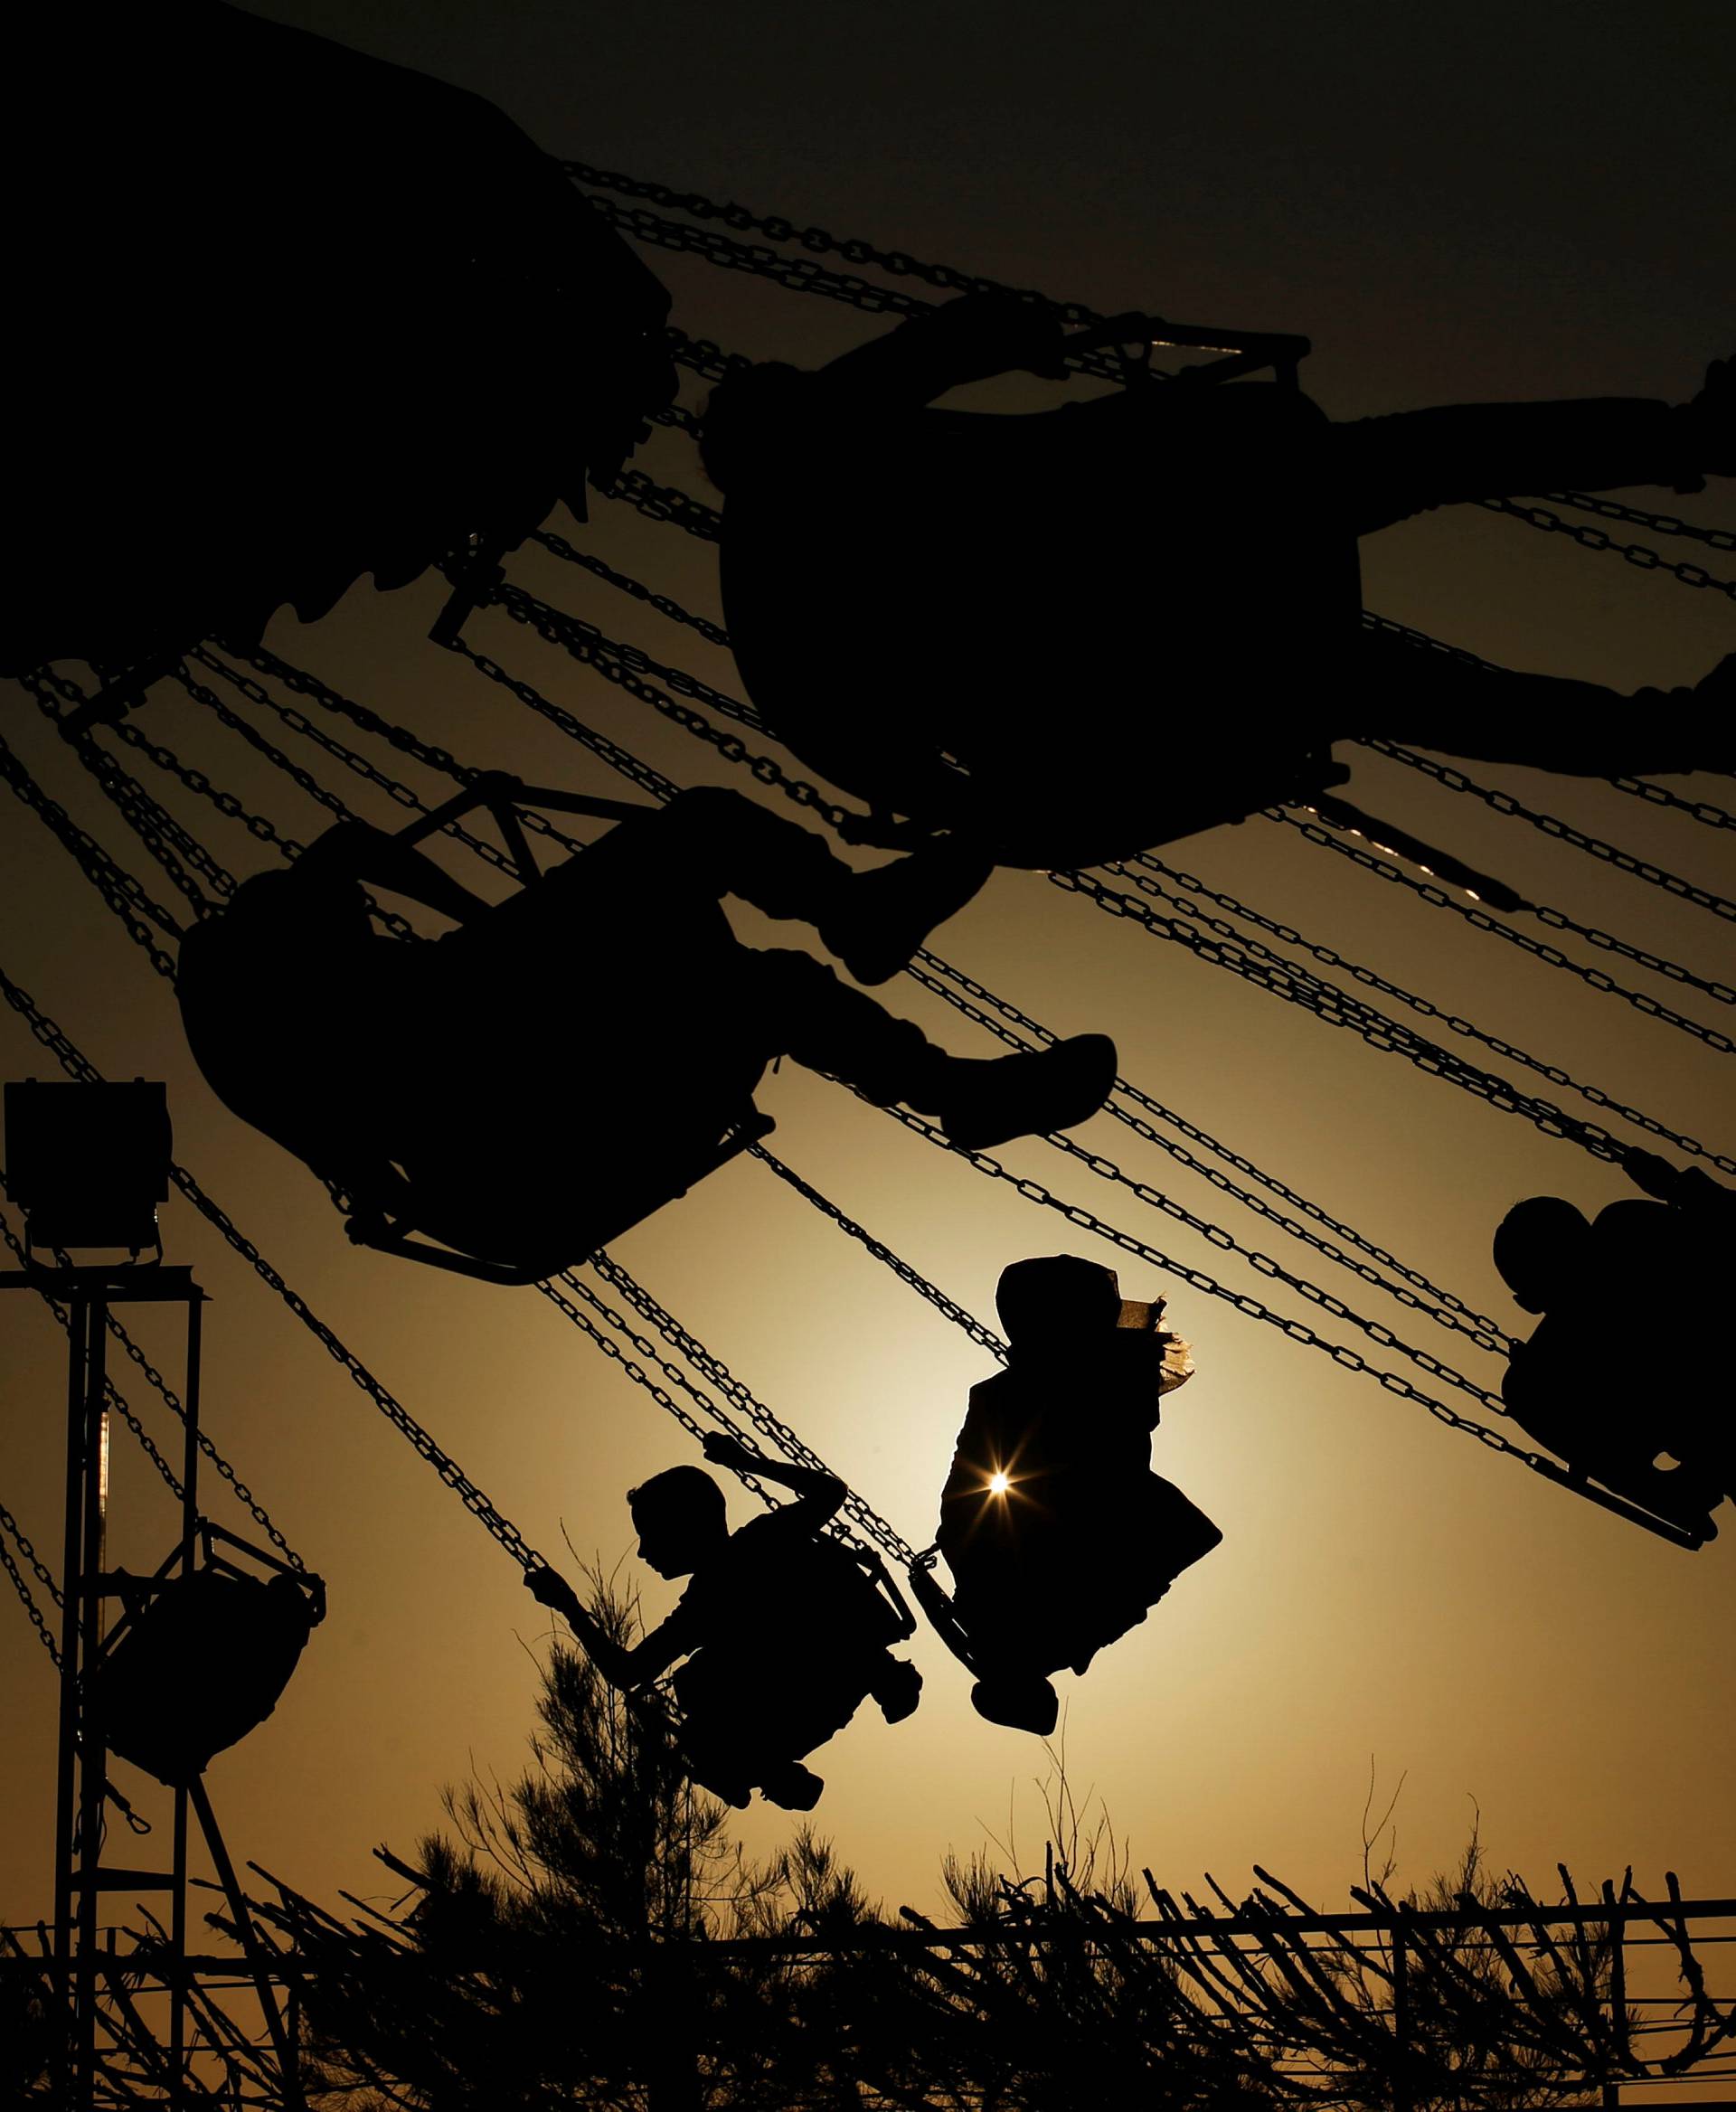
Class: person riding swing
527,1432,921,1810
1493,1150,1732,1541
705,292,1734,870
177,776,1114,1281
929,1254,1220,1735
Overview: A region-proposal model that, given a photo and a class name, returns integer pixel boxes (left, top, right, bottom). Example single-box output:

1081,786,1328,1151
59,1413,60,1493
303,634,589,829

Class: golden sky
2,0,1732,1936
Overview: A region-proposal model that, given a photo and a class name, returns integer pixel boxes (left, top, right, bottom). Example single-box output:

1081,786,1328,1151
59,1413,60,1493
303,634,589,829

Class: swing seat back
98,1566,318,1786
340,1106,777,1286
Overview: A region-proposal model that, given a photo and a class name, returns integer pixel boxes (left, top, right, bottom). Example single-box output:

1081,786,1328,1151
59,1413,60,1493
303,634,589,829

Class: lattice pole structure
0,1089,302,2108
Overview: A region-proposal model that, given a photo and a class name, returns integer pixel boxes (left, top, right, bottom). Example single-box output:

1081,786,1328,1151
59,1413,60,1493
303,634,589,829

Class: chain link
0,1507,60,1666
1118,853,1733,1150
480,580,860,830
0,1493,61,1608
603,468,723,544
1479,496,1736,600
0,723,183,978
750,1146,1009,1363
1363,738,1736,926
18,671,222,922
1066,863,1736,1175
27,667,240,900
908,953,1511,1354
565,162,1111,326
170,663,423,940
203,646,589,862
1269,807,1736,1043
532,527,736,653
1601,776,1736,835
1543,490,1736,552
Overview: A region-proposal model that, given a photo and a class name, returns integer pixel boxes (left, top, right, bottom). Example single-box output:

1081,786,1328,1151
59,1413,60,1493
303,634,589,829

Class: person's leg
743,948,1116,1149
1332,363,1728,537
655,785,990,982
1353,626,1734,775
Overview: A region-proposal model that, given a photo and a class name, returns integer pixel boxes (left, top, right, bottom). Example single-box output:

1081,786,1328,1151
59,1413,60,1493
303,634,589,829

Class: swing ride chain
0,1516,60,1666
1480,496,1736,600
531,527,736,653
171,664,423,942
573,169,1130,382
566,161,1109,325
665,330,753,386
53,668,288,865
872,1095,1550,1466
466,580,1732,1179
206,646,590,862
481,579,857,829
1268,809,1736,1042
0,1495,60,1610
1362,738,1736,926
537,1271,782,1513
18,671,221,920
893,969,1508,1408
747,1147,1010,1363
589,1251,920,1563
1545,489,1736,553
1112,856,1736,1155
0,727,182,978
1604,776,1736,834
1050,868,1617,1164
604,468,723,545
194,655,517,878
453,643,682,806
27,666,241,903
908,954,1511,1353
0,961,538,1575
89,1282,307,1570
506,583,766,735
0,1202,188,1501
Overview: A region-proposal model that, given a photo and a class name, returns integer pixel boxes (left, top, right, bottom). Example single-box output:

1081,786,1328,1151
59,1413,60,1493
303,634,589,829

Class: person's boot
760,1760,825,1811
871,1655,923,1724
820,839,995,985
970,1675,1059,1736
934,1034,1117,1152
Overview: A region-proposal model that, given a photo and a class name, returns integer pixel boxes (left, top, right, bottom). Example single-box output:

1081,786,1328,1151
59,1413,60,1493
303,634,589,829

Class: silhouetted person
528,1431,921,1809
176,787,1112,1272
707,294,1735,866
6,1,675,674
936,1255,1219,1733
1494,1151,1732,1536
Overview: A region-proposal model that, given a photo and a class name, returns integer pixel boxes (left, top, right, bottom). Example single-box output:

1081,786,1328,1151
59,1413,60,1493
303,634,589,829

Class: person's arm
816,293,1069,411
524,1566,693,1688
297,819,494,927
699,1431,844,1533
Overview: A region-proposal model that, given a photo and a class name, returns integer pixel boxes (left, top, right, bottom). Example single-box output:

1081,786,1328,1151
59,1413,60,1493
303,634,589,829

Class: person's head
995,1255,1122,1350
1492,1195,1592,1314
696,363,815,491
627,1466,728,1579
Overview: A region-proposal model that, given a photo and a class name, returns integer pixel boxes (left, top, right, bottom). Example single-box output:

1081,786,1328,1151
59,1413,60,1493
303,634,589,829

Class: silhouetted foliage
252,1588,1736,2110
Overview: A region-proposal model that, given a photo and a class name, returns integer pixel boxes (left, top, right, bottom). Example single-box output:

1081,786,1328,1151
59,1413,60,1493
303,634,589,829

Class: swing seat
340,1107,777,1286
97,1544,324,1787
718,317,1363,867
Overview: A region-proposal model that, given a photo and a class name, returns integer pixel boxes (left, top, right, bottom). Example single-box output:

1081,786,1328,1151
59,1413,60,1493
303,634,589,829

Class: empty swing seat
99,1569,319,1787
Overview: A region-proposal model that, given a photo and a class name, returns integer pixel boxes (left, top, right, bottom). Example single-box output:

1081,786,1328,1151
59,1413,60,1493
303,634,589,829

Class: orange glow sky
2,0,1732,1939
